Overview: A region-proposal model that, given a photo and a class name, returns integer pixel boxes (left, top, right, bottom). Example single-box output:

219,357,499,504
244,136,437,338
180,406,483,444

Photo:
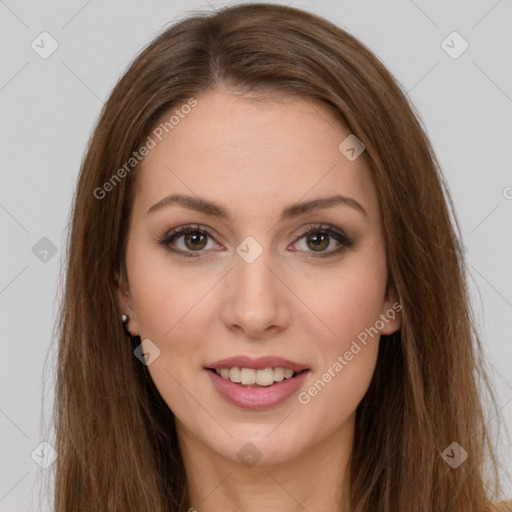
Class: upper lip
205,355,309,373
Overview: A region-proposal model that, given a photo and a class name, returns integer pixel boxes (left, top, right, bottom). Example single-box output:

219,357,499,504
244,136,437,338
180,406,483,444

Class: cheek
294,268,385,423
299,253,388,353
126,240,215,343
293,251,386,409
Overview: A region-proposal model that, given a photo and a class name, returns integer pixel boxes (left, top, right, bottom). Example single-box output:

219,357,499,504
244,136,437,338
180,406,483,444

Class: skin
117,90,401,512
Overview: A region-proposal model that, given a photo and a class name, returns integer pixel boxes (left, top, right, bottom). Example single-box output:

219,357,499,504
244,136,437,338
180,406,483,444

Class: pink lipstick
204,355,310,410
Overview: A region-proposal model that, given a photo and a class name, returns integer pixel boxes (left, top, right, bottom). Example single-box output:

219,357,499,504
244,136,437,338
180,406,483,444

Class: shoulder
492,500,512,512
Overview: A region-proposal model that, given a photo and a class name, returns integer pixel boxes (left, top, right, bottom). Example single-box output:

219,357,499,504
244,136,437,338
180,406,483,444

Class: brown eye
292,224,355,258
159,225,220,258
183,232,208,251
306,232,330,252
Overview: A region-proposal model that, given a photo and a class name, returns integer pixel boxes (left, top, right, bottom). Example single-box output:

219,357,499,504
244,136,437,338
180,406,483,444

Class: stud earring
121,314,132,337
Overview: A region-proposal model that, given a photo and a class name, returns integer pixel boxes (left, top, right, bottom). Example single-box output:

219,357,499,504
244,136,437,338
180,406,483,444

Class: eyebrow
146,193,368,220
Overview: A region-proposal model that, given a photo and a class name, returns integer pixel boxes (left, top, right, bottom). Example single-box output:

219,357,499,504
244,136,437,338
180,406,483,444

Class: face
117,91,401,467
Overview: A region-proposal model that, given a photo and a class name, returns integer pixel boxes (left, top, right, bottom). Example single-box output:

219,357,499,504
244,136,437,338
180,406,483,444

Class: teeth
214,367,299,386
274,367,285,382
229,367,241,383
255,368,274,386
240,368,256,385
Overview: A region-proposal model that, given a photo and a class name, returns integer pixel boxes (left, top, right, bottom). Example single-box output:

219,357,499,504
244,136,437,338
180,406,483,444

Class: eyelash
157,223,355,259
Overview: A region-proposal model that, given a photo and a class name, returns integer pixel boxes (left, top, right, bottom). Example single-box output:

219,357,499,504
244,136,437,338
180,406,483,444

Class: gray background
1,0,511,510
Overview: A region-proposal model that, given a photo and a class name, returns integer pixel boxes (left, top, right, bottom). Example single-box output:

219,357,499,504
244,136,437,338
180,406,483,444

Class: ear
379,286,402,336
114,267,141,336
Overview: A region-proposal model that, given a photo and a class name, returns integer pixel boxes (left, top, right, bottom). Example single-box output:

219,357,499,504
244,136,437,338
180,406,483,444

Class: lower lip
205,369,310,410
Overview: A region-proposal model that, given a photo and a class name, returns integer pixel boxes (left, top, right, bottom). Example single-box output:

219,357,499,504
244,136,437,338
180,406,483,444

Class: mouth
203,355,311,410
206,367,309,388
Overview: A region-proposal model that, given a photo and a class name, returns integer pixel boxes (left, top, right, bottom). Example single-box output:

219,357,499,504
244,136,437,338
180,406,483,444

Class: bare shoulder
492,500,512,511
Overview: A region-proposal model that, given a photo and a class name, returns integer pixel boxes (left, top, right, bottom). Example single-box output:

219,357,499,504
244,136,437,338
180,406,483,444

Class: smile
211,367,303,386
204,355,311,409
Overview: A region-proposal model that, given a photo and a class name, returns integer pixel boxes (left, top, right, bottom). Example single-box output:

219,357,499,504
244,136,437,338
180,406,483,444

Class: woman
51,3,511,511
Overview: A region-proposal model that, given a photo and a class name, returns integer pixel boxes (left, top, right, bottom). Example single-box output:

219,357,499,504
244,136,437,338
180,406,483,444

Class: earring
121,314,132,337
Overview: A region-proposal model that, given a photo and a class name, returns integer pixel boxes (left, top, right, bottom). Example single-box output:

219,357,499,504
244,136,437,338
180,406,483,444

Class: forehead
132,91,379,222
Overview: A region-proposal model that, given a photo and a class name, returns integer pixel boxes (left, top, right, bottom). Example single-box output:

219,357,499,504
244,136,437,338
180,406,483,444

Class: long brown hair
48,3,510,510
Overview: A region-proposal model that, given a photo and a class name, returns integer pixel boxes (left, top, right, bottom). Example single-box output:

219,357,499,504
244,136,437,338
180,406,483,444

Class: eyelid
158,222,354,258
157,224,222,257
290,223,355,259
294,223,354,246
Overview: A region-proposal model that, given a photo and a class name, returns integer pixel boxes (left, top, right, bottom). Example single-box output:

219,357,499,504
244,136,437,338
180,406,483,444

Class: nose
220,246,291,339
